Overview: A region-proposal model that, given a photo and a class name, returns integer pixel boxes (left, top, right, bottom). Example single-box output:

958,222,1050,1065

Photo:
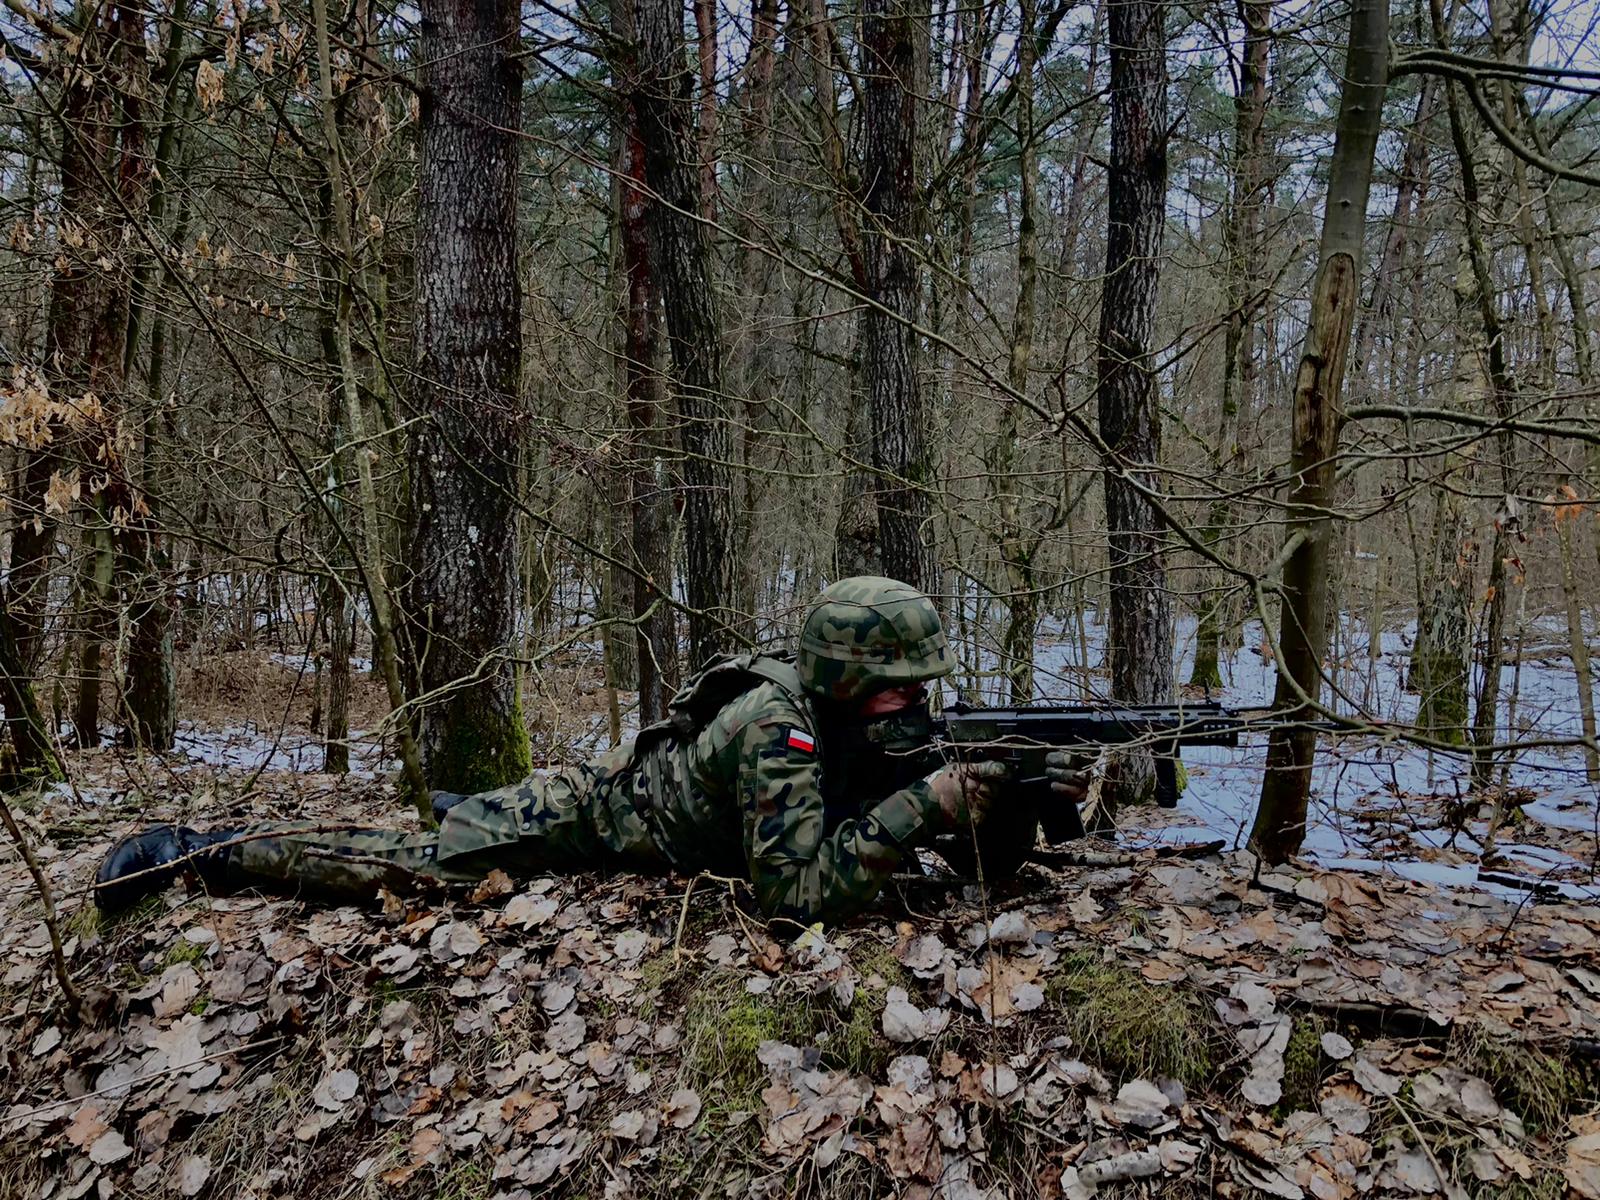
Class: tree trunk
0,586,63,783
1191,0,1270,690
404,0,532,793
629,0,738,663
990,0,1039,704
324,574,353,774
1096,0,1172,805
860,0,936,595
1415,481,1473,742
1431,0,1518,788
312,0,432,816
616,100,679,723
1249,0,1388,863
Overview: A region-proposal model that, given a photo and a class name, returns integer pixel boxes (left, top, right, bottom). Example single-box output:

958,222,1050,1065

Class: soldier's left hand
1044,751,1090,804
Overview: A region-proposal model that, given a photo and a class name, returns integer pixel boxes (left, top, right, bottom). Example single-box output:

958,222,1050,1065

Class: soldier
95,576,1079,927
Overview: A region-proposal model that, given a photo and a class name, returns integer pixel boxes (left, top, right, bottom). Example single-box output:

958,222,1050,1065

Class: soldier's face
857,683,927,717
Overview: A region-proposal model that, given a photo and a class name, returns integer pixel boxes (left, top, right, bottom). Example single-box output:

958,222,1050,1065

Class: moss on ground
1045,951,1216,1090
1279,1011,1329,1113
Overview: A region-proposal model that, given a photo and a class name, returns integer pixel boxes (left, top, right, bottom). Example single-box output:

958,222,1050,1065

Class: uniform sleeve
737,716,945,925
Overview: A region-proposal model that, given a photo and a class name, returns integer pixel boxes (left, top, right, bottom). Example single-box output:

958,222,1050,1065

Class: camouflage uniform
97,576,960,926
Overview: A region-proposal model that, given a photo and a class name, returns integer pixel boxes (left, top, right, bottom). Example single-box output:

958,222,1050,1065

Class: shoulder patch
785,727,816,754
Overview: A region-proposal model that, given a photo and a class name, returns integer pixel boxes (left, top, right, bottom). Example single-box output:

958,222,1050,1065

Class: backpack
635,652,814,750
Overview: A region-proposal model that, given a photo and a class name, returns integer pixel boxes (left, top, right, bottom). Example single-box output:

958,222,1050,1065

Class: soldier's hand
1044,751,1090,804
928,761,1013,828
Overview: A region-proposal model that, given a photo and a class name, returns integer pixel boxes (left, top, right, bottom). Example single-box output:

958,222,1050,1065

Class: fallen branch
0,788,82,1022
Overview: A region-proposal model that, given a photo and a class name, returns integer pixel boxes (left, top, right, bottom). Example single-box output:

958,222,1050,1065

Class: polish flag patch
785,728,816,754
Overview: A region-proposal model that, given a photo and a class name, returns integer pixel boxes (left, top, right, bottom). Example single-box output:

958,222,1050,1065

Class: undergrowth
1045,949,1218,1090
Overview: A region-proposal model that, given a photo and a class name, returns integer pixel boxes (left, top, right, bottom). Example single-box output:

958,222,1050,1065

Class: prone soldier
94,576,1085,926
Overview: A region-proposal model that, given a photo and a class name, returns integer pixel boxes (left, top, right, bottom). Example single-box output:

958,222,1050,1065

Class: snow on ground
980,609,1600,900
172,721,394,776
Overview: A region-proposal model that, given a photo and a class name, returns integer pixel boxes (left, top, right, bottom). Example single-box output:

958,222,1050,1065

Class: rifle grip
1155,755,1178,809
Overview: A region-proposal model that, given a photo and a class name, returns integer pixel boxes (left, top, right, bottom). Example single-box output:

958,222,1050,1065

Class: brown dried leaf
664,1088,701,1130
63,1103,109,1151
469,870,515,903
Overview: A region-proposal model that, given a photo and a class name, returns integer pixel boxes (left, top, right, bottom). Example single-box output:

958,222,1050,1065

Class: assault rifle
922,700,1331,878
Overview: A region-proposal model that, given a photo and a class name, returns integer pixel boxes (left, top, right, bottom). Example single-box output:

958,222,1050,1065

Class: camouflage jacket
636,681,948,925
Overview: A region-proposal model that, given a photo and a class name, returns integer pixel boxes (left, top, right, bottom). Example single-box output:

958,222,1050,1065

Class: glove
431,791,470,822
1044,751,1090,804
928,761,1014,828
95,825,241,913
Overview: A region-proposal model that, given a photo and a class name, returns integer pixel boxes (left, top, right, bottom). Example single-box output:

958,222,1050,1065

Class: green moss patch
1045,951,1217,1090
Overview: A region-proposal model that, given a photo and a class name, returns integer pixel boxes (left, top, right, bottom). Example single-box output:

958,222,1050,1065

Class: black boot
94,825,242,913
430,791,470,822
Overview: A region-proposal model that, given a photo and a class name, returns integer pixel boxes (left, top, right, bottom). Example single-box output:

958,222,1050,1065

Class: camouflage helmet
797,576,953,703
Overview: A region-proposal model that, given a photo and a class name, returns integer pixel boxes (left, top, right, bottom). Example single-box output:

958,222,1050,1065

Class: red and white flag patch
785,728,816,754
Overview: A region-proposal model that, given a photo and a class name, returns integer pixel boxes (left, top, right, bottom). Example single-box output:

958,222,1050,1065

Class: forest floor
2,648,1600,1200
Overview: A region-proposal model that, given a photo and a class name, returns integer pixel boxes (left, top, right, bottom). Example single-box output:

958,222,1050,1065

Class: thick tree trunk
1096,0,1172,804
630,0,738,662
1249,0,1388,863
860,0,936,595
405,0,531,793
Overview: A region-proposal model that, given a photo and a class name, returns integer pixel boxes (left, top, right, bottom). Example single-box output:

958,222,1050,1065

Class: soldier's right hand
928,761,1012,828
1044,751,1090,804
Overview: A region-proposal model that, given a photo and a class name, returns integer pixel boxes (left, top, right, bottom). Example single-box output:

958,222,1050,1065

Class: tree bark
991,0,1039,704
861,0,936,594
1191,0,1270,690
630,0,738,661
609,11,679,723
1096,0,1172,803
1250,0,1388,863
404,0,532,792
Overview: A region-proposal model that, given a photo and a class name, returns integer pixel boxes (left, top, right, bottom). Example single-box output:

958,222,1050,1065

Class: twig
1390,1095,1459,1197
673,873,704,966
0,788,82,1022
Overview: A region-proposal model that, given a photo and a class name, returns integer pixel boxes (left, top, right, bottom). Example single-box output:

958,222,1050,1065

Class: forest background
0,0,1599,860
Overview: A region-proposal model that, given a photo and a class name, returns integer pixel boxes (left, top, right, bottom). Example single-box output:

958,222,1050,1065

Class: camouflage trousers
229,741,671,903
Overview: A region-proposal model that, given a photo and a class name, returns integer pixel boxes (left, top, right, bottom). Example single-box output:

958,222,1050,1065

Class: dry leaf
312,1068,359,1111
545,1012,586,1054
64,1103,109,1151
664,1088,702,1129
468,870,514,902
1112,1079,1171,1129
88,1130,132,1166
175,1154,212,1197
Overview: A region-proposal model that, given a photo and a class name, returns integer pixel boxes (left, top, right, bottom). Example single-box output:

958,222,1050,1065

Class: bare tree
630,0,738,662
1250,0,1389,863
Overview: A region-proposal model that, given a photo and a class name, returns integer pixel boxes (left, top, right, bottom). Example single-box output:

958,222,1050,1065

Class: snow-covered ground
172,721,393,777
976,609,1600,900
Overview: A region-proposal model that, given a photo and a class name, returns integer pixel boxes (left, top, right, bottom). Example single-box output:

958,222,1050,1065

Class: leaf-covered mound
3,784,1600,1200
